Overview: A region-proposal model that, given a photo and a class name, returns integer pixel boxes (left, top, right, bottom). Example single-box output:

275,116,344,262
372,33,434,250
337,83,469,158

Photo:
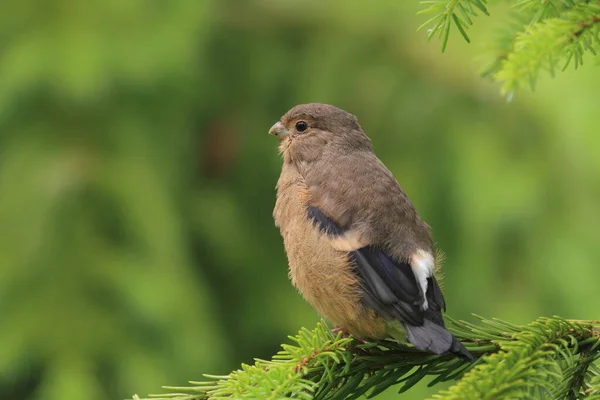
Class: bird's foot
330,327,368,344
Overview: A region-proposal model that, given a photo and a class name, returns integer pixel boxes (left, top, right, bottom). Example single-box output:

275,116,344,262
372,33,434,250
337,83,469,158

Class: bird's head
269,103,372,163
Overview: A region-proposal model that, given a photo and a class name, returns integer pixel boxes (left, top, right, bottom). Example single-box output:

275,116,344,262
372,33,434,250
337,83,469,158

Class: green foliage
0,2,227,400
587,374,600,399
133,316,600,400
496,2,600,95
435,317,600,399
419,0,600,94
418,0,490,51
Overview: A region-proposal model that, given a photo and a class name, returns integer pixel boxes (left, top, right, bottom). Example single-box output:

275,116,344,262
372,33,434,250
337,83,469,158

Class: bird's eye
295,121,308,132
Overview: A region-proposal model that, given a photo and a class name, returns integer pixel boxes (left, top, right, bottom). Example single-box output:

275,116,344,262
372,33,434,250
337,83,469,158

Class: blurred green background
1,1,599,399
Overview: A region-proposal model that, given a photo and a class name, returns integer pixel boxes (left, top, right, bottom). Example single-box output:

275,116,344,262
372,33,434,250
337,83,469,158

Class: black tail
405,319,474,361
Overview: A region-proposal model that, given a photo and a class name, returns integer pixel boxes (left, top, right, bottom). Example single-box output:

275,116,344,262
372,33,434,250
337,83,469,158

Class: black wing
307,205,473,360
307,205,445,324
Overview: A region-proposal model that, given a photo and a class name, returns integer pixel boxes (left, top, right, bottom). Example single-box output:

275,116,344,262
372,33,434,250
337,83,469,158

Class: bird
269,103,473,360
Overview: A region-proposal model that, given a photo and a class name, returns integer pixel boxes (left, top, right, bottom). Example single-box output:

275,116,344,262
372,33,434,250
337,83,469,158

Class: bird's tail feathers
405,319,473,361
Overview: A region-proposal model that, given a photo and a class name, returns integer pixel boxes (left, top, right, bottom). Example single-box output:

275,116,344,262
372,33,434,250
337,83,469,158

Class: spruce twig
132,316,600,400
418,0,600,95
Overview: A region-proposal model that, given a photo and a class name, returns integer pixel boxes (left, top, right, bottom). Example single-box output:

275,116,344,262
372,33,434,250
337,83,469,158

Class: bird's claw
330,327,368,344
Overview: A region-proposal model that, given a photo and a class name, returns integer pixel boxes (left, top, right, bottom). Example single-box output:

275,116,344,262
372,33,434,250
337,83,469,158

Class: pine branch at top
495,2,600,96
417,0,600,96
132,316,600,400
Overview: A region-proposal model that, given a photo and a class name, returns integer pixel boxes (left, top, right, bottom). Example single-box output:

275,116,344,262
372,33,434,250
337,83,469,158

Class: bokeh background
1,1,599,399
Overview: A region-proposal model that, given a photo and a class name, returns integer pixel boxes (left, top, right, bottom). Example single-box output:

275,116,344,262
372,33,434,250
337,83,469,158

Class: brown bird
270,103,472,360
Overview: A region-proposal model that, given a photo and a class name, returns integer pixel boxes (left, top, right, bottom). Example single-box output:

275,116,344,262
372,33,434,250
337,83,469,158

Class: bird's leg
330,327,346,335
330,327,368,344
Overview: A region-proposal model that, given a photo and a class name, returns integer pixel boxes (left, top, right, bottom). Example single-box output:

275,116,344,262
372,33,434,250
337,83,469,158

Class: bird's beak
269,121,289,138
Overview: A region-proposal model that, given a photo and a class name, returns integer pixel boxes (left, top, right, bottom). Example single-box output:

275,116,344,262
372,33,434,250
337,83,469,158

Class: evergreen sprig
433,317,600,399
495,2,600,96
418,0,600,95
132,316,600,400
418,0,490,52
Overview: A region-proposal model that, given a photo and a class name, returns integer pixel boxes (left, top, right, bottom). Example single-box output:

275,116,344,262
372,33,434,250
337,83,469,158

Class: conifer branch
418,0,600,95
568,343,595,399
132,316,600,400
418,0,490,52
495,2,600,96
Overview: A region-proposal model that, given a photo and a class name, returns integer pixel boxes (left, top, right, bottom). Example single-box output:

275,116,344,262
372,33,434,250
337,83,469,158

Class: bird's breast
273,167,387,339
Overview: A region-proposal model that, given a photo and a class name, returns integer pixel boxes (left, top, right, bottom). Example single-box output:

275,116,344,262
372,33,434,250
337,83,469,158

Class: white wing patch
411,249,435,310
